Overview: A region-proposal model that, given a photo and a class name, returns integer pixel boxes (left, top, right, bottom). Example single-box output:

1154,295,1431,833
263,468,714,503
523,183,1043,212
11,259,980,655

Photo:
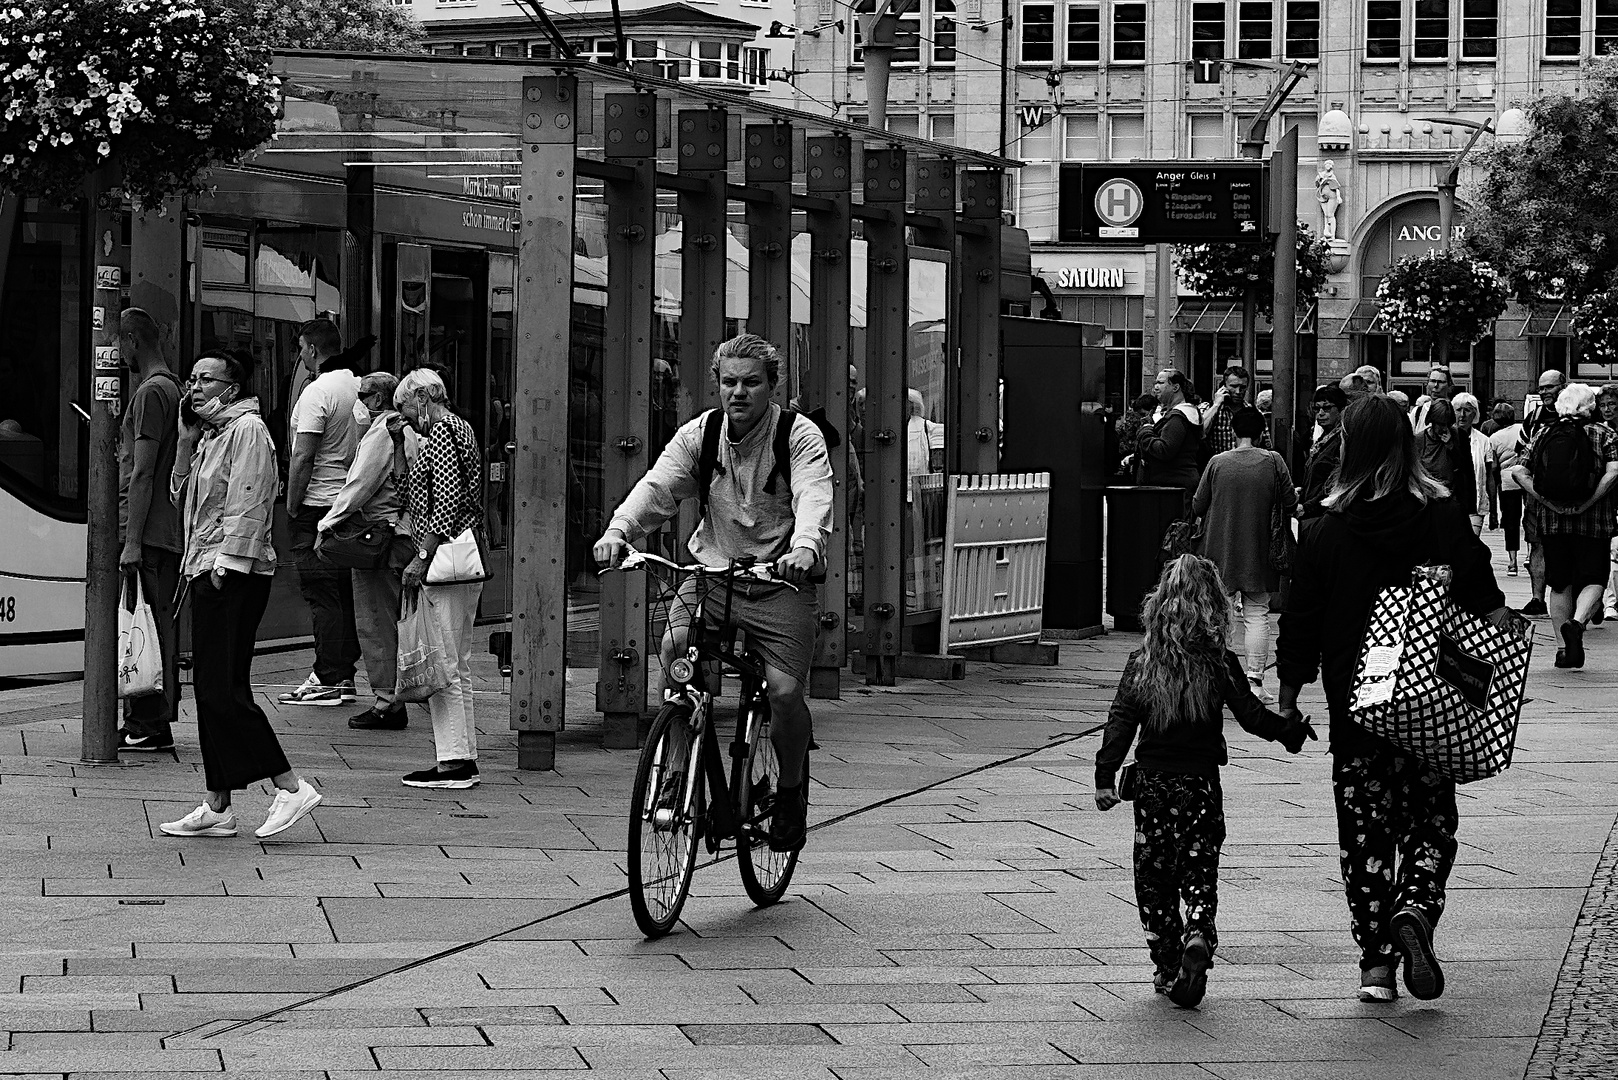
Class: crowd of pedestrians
112,312,492,838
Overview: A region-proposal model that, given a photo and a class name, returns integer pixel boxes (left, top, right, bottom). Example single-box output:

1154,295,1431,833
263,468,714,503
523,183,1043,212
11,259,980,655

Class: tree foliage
1465,57,1618,304
221,0,425,53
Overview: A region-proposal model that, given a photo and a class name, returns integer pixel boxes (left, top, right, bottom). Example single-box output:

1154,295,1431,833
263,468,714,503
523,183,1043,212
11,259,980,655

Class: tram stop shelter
225,52,1025,769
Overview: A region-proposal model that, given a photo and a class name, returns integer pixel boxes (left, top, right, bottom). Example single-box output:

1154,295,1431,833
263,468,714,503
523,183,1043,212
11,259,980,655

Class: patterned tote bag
1348,565,1533,784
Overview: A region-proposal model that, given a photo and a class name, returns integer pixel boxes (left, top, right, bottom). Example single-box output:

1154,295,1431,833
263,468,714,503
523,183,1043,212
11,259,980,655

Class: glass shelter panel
905,254,949,619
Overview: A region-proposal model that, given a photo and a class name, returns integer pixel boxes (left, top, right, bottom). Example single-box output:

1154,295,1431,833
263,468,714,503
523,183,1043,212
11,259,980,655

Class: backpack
1529,416,1598,505
696,406,841,517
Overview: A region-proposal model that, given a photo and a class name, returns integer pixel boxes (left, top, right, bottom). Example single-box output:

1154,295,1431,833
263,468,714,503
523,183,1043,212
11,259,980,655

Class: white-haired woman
394,368,486,788
1450,392,1491,535
1511,381,1618,668
318,371,419,730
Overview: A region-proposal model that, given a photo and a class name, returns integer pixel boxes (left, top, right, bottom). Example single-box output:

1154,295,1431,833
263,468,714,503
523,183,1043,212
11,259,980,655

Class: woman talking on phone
158,352,322,841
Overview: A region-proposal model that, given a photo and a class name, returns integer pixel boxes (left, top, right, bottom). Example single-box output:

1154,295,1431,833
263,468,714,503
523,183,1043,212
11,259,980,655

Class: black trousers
1500,490,1524,554
1133,769,1226,973
1333,747,1458,971
289,506,361,685
123,545,180,739
191,572,291,793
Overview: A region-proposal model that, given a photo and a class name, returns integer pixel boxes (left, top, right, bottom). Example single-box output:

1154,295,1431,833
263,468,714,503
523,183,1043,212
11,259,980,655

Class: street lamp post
1415,115,1495,368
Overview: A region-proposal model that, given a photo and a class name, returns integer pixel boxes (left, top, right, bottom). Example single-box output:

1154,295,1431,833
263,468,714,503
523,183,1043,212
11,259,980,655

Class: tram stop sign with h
1058,162,1266,244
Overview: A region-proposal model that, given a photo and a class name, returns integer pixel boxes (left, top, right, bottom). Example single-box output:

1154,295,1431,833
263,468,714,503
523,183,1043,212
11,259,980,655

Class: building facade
398,0,801,104
796,0,1618,409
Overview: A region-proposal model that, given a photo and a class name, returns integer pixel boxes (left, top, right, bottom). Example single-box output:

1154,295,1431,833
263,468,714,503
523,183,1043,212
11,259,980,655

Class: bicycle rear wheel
628,702,702,939
737,701,805,907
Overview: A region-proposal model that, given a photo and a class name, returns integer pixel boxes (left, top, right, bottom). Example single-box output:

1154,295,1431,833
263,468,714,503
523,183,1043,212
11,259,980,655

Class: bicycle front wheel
737,702,804,907
628,702,702,939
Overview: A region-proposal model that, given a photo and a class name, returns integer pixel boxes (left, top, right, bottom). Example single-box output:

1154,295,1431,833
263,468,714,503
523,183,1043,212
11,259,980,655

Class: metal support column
598,93,658,749
805,135,853,699
958,169,1002,475
861,145,908,686
676,108,728,420
1270,126,1300,470
511,75,578,771
744,123,793,356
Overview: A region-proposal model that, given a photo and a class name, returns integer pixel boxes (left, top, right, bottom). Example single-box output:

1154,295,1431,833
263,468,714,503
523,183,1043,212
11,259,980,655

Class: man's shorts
665,576,819,683
1540,534,1612,593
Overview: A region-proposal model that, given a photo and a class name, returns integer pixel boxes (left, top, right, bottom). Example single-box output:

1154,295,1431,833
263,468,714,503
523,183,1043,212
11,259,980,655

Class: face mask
352,401,372,429
194,394,230,424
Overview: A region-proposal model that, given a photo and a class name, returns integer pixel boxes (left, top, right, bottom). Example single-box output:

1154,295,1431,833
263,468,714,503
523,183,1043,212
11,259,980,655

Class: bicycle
601,550,809,940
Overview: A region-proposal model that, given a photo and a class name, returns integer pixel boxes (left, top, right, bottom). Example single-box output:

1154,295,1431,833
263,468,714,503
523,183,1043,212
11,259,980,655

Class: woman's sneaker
278,673,345,707
1357,964,1398,1003
402,761,480,789
1168,933,1213,1009
159,804,237,838
1391,908,1445,1000
255,780,323,838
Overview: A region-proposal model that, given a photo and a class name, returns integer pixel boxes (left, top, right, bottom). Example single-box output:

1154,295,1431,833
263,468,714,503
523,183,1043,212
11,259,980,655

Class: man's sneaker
1390,908,1445,1001
120,732,174,753
159,804,237,838
768,782,807,853
1247,676,1276,704
1562,621,1587,669
1593,608,1606,626
348,705,408,730
1153,965,1178,995
278,673,345,707
1167,933,1213,1009
1357,964,1398,1003
1521,599,1549,618
402,761,480,789
255,780,323,838
338,680,358,704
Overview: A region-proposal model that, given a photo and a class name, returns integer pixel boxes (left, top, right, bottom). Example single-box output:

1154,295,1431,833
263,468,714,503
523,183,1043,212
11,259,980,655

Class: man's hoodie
1276,490,1503,756
1139,402,1203,491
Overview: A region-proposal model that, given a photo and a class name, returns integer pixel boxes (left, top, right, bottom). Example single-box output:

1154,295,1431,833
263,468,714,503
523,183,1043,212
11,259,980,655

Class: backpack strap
764,408,797,496
696,408,725,516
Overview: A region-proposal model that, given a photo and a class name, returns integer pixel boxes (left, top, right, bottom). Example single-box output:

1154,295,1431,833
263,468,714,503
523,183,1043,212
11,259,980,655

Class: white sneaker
1247,677,1277,705
255,780,322,838
278,673,345,707
159,804,238,838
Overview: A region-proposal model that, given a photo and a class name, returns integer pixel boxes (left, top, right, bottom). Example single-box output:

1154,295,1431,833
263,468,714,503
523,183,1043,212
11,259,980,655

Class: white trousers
1229,589,1272,681
424,581,483,763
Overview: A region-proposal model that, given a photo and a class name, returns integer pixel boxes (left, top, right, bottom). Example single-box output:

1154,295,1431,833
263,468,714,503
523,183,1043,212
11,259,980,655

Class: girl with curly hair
1095,555,1315,1008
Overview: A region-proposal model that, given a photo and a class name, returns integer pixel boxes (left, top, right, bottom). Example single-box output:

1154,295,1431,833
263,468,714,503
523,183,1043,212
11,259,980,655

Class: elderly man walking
115,309,185,753
1517,368,1570,617
1512,382,1618,668
1411,365,1456,432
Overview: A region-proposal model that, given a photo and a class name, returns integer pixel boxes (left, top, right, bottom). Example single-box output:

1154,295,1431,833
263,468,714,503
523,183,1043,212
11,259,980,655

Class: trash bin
1105,485,1191,633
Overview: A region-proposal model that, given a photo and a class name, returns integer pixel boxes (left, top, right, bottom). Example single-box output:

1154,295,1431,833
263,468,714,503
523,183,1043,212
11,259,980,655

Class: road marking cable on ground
180,720,1105,1042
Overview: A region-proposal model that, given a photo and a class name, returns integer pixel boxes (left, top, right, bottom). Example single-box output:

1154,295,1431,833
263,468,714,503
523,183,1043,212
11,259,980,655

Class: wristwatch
416,546,431,563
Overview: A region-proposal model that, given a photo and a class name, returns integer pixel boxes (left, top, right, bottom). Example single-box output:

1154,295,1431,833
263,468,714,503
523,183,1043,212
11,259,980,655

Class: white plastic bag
117,575,163,699
396,591,453,703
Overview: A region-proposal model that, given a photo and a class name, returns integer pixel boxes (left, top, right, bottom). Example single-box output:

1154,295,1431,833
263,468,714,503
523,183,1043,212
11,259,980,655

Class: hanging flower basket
1572,286,1618,364
0,0,279,209
1374,250,1509,345
1174,223,1333,321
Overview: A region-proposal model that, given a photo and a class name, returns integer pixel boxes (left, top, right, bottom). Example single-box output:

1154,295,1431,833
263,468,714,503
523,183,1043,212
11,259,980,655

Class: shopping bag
425,527,491,585
117,575,163,699
1348,565,1533,783
395,592,453,703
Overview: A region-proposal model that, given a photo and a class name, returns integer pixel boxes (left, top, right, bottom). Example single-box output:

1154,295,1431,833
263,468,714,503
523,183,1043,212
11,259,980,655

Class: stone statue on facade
1316,160,1343,242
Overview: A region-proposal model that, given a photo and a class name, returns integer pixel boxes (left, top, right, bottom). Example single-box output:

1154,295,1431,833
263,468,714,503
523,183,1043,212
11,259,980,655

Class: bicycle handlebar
600,549,796,588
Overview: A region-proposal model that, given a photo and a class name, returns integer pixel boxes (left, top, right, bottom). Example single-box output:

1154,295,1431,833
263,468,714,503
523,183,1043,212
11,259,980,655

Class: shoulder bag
1268,453,1297,574
425,426,492,586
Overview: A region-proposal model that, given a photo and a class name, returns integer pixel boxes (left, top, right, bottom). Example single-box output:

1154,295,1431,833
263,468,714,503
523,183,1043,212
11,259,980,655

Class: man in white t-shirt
280,317,364,707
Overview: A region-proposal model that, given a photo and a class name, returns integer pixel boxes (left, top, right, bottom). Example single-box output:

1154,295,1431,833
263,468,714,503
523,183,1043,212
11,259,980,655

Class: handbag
395,591,453,703
423,425,492,586
1348,565,1533,784
317,517,395,571
1116,762,1139,801
117,575,163,699
1268,456,1297,574
1160,514,1200,561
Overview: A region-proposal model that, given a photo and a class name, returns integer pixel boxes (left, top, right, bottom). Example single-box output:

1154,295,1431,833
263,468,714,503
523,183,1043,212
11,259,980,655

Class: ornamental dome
1319,108,1353,153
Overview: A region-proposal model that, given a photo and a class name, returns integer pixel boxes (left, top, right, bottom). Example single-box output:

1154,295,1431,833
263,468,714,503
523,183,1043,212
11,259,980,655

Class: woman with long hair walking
1277,395,1508,1002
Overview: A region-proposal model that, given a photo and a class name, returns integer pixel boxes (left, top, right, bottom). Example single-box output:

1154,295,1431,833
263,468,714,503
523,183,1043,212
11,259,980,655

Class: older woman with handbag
394,368,488,790
159,353,322,840
316,371,418,730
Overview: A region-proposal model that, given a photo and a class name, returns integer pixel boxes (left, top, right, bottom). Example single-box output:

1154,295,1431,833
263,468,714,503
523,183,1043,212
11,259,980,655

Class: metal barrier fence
939,473,1053,651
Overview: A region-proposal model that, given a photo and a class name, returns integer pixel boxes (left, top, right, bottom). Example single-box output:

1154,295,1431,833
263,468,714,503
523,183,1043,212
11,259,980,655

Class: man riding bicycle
593,334,834,853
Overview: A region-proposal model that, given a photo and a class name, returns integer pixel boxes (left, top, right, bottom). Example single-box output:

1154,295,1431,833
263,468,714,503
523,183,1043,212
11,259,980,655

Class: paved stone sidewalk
0,534,1614,1078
